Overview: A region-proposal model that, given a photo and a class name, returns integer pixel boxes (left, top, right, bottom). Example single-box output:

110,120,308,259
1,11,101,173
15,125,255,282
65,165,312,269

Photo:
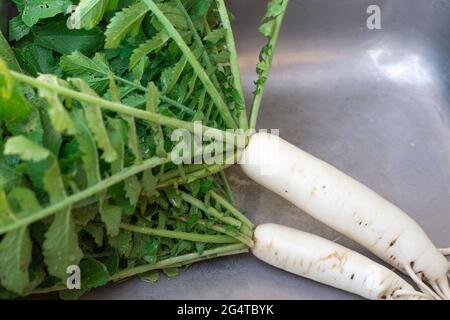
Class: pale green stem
249,0,289,129
112,75,194,114
157,162,234,189
209,190,253,229
180,191,242,228
219,171,235,204
142,0,238,129
109,243,248,281
216,0,248,129
10,71,240,142
173,0,223,96
176,215,253,247
120,222,237,244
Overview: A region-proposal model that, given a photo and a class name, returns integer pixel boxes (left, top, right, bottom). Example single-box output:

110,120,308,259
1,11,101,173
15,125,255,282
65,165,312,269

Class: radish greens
0,0,288,299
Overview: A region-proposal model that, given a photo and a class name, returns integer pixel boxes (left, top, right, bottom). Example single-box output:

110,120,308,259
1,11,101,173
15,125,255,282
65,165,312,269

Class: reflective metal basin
3,0,449,300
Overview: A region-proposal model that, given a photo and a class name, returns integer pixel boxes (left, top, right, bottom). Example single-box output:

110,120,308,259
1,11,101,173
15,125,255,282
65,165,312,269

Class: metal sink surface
2,0,450,300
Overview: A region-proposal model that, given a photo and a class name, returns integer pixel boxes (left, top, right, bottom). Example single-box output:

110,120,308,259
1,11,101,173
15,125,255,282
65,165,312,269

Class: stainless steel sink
3,0,450,300
86,0,449,300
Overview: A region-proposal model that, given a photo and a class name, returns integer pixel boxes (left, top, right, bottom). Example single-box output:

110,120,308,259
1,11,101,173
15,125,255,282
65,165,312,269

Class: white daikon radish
252,224,431,300
241,133,450,300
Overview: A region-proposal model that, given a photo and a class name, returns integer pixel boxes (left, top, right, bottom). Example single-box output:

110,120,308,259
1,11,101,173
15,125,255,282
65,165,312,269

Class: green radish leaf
9,16,31,42
132,225,159,263
199,176,214,194
8,187,42,214
74,206,98,227
79,258,109,289
163,56,188,94
253,0,288,96
156,2,189,31
142,167,158,198
190,0,211,17
146,81,161,113
0,59,14,98
102,252,119,275
204,28,227,44
0,226,32,294
70,78,118,163
72,108,101,188
0,31,21,72
68,0,111,30
0,189,16,226
0,59,32,123
22,0,72,27
139,270,159,283
84,224,104,247
99,194,122,237
61,51,111,77
34,21,104,55
0,187,40,294
14,43,59,77
210,50,230,64
41,153,82,282
4,136,50,162
129,31,169,69
4,136,83,282
43,157,67,204
61,52,111,93
6,107,44,146
125,175,141,207
59,288,88,300
123,115,141,164
162,267,179,278
142,82,163,196
108,230,133,257
130,56,148,82
108,117,125,175
36,74,76,135
107,0,120,11
0,162,21,191
105,1,150,49
43,208,83,281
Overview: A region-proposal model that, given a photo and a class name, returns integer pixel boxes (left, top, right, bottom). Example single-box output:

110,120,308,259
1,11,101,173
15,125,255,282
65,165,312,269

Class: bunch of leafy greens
0,0,288,299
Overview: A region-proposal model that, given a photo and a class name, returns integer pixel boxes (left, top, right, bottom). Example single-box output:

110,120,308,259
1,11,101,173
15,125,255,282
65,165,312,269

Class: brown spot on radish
350,274,355,280
389,238,398,247
284,190,288,194
410,261,415,269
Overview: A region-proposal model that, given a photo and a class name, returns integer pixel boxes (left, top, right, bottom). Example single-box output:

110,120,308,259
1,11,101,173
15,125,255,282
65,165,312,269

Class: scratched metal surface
4,0,449,299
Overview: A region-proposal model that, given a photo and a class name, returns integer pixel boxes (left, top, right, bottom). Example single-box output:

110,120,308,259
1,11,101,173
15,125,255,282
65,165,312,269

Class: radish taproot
252,224,431,300
241,132,450,300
